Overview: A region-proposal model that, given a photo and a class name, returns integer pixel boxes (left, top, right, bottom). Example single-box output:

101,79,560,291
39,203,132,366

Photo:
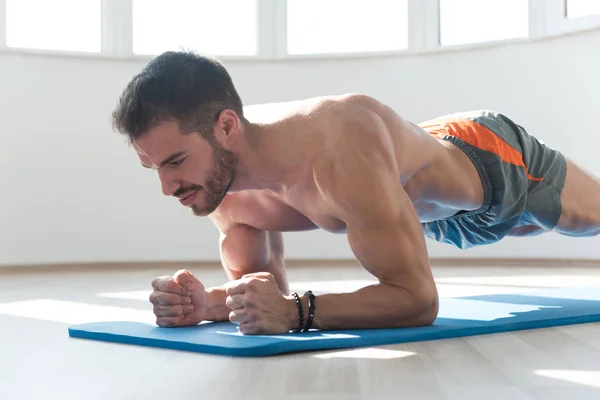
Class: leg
507,225,548,237
553,158,600,236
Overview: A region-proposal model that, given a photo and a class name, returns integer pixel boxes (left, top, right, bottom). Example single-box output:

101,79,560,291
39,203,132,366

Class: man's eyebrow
141,151,186,169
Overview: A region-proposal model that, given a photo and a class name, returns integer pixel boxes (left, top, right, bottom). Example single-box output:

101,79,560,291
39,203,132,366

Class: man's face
134,120,237,216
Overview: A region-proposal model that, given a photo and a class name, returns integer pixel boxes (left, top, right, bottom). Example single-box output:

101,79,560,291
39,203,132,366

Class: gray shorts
419,110,567,249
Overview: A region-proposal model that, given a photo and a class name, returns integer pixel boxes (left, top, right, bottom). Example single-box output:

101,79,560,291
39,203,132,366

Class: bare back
210,94,485,234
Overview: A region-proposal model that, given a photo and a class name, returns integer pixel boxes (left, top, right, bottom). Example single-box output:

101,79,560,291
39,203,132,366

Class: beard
191,141,237,217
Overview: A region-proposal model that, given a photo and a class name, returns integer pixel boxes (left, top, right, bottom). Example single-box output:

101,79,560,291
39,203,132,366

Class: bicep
319,107,435,291
218,224,288,292
345,188,431,289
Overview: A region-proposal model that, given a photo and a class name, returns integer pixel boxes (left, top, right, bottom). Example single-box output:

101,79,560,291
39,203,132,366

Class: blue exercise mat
68,284,600,357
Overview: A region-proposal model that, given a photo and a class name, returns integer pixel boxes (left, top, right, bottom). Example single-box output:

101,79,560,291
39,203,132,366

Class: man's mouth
179,191,198,206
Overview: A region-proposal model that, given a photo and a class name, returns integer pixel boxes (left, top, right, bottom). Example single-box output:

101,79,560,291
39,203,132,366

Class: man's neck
229,122,302,194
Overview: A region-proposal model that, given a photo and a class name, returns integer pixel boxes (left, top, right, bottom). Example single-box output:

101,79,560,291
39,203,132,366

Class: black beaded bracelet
302,290,315,332
291,292,304,332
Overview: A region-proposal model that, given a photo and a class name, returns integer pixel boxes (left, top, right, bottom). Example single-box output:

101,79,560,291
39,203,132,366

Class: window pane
440,0,529,46
286,0,408,55
566,0,600,18
6,0,101,52
132,0,257,56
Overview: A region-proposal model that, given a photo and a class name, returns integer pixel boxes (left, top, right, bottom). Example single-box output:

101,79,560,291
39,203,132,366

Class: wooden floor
2,262,600,399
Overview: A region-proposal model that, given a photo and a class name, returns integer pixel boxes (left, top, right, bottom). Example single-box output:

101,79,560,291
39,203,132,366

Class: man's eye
170,159,184,167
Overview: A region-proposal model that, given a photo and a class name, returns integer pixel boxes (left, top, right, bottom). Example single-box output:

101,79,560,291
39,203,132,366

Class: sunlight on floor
97,290,150,300
312,347,416,359
0,299,155,325
534,369,600,388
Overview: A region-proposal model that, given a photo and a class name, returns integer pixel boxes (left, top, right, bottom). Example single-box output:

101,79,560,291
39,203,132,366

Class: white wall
1,29,599,266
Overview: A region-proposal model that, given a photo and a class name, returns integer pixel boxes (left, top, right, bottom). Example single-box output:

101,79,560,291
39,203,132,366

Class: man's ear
214,109,240,145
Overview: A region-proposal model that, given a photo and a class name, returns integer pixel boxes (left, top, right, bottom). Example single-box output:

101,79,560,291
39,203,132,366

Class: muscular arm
204,222,288,322
305,102,439,330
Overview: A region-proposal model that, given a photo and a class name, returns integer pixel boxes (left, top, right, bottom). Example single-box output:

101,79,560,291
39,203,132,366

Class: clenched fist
224,272,298,335
149,269,206,327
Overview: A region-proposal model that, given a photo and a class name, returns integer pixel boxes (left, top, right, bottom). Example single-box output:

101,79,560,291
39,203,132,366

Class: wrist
204,287,229,322
285,293,313,332
285,293,306,332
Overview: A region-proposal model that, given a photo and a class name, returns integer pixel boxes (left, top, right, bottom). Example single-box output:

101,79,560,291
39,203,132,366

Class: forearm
220,228,289,293
297,282,438,331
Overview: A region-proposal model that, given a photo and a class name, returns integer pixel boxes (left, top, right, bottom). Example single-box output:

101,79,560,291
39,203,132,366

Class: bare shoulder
309,93,420,146
312,93,409,169
322,93,408,121
311,93,440,175
307,97,404,221
245,93,409,129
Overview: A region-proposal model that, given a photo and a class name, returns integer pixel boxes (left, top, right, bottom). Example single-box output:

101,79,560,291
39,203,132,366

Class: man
111,51,600,335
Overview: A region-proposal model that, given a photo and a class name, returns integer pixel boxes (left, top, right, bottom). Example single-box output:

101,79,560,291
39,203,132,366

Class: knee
555,214,600,237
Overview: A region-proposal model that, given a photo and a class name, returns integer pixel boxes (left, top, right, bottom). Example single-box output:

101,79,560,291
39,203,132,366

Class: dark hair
111,50,245,143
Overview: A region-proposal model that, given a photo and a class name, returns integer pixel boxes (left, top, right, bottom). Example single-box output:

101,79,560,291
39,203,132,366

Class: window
286,0,408,55
132,0,257,56
5,0,101,52
566,0,600,18
439,0,529,46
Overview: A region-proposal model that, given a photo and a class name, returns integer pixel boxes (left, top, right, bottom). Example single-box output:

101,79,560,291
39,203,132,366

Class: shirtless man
111,51,600,335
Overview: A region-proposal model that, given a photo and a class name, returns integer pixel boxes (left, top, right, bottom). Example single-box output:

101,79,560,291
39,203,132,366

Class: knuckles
239,323,265,335
246,278,260,291
148,291,161,304
149,290,183,308
153,304,183,317
246,274,273,291
149,291,175,305
151,276,170,288
156,318,177,328
174,269,190,277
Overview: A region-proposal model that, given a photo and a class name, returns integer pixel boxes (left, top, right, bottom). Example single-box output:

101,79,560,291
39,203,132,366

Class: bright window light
566,0,600,18
132,0,257,56
6,0,101,52
439,0,529,46
286,0,408,55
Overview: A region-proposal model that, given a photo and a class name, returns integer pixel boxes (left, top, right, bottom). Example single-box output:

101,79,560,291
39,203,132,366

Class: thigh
554,158,600,236
507,225,547,237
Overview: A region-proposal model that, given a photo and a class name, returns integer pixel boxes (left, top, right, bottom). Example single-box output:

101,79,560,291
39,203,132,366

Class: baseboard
1,257,600,274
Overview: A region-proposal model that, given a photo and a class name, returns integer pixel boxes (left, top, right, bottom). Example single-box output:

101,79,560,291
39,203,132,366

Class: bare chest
223,187,347,234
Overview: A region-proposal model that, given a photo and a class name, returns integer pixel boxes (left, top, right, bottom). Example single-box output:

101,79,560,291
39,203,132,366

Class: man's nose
159,170,178,196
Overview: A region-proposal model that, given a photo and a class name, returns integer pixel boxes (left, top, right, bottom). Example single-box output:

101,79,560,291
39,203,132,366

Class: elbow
415,280,439,326
398,283,440,328
414,290,439,327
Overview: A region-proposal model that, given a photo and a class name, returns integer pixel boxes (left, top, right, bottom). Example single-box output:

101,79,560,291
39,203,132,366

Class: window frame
0,0,598,61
